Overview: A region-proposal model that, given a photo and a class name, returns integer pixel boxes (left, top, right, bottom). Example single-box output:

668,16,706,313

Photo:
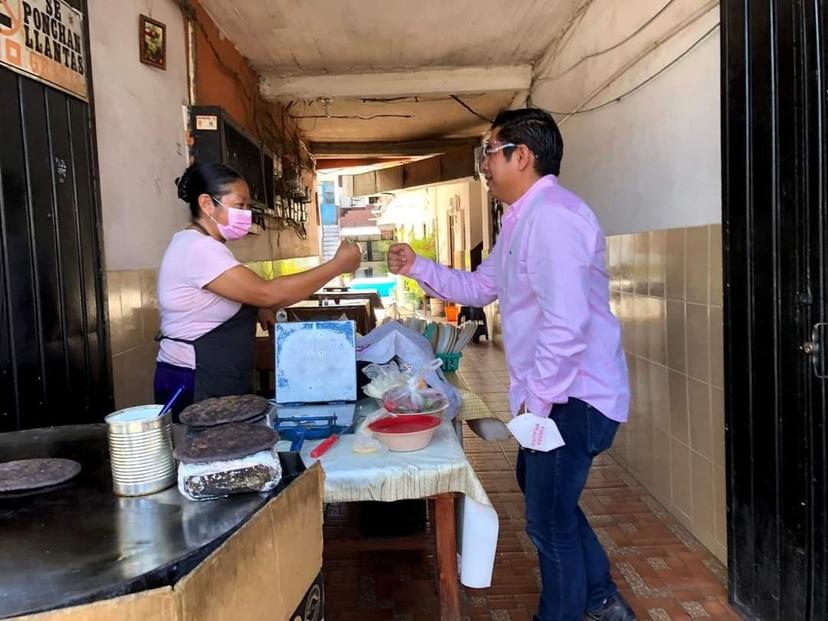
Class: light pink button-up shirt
408,175,629,422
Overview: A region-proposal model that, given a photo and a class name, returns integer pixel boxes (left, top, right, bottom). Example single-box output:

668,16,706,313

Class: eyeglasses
477,141,518,165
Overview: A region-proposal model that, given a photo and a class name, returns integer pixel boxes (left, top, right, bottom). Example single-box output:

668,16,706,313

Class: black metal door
0,64,111,431
722,1,828,619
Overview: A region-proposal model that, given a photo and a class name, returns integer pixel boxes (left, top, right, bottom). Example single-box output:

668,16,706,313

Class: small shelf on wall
189,106,311,238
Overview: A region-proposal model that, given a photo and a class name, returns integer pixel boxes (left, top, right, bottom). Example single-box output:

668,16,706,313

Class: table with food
266,318,501,621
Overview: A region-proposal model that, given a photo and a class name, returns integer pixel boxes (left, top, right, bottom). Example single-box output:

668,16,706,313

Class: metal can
105,405,176,496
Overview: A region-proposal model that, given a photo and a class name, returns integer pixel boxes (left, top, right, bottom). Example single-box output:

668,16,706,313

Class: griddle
0,424,305,619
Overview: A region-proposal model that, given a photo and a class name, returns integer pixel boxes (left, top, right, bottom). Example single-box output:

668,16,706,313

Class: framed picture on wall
139,15,166,70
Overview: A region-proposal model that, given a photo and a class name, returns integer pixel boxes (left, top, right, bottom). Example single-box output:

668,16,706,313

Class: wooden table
325,494,460,621
433,494,462,621
285,299,376,334
293,404,496,621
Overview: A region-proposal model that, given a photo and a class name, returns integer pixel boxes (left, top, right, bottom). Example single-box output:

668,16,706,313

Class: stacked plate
395,318,477,356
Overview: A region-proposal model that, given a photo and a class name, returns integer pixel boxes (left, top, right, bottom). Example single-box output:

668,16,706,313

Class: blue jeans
516,398,620,621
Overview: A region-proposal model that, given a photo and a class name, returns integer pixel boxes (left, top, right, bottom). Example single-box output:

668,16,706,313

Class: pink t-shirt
156,230,242,369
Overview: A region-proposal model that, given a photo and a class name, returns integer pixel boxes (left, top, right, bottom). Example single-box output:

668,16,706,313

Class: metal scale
270,403,357,451
269,320,359,451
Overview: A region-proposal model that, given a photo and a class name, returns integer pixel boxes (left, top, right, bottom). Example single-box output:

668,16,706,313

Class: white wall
89,0,190,271
380,189,430,235
531,0,721,236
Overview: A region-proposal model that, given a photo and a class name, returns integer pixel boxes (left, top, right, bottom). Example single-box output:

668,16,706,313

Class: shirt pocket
511,247,530,278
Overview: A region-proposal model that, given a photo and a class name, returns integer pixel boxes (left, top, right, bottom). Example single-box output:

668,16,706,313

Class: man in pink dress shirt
387,109,634,621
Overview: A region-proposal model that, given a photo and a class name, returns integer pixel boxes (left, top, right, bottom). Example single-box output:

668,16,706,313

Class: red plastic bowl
367,414,441,452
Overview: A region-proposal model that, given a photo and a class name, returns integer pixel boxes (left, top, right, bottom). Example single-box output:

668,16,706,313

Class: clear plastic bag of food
381,359,448,414
362,361,410,399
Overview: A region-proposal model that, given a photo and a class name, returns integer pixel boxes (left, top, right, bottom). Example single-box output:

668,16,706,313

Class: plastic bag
362,361,410,399
381,359,446,413
352,407,389,454
357,322,461,418
177,449,282,501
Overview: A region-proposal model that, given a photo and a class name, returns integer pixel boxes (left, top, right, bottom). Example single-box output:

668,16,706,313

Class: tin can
105,405,176,496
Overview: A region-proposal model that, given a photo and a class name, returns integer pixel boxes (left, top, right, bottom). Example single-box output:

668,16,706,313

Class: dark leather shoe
584,594,637,621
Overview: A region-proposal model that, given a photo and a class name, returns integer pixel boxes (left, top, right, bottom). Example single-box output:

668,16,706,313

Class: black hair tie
175,173,192,201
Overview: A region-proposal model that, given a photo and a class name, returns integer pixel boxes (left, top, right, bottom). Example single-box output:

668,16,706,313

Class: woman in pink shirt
154,162,361,416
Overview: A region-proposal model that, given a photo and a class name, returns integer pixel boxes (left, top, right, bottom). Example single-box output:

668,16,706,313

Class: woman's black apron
159,304,257,402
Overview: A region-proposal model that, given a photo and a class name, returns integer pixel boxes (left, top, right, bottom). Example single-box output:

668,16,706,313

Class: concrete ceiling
199,0,586,152
286,92,515,142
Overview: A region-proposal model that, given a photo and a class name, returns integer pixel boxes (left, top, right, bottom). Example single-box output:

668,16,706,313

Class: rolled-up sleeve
523,209,595,416
407,249,499,308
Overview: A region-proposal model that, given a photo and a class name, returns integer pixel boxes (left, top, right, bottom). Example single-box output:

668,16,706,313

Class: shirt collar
501,175,559,225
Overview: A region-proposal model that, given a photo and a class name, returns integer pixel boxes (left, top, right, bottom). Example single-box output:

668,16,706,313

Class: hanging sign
0,0,88,101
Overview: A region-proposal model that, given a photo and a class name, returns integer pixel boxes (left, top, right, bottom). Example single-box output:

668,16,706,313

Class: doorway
722,1,828,618
0,1,111,431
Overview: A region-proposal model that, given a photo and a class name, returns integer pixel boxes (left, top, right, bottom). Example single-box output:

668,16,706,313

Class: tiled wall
108,269,161,410
107,256,320,411
607,225,726,563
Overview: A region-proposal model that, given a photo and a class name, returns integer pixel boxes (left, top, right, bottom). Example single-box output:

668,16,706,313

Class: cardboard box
13,466,324,621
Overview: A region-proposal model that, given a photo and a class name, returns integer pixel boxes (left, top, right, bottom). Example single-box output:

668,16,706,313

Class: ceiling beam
315,158,410,170
311,138,482,158
344,147,477,196
260,65,532,101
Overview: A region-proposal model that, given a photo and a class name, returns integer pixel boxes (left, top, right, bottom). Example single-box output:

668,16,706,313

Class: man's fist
387,243,416,276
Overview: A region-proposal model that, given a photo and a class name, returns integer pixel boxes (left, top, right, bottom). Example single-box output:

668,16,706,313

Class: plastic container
444,305,459,323
367,415,441,452
436,351,462,372
105,405,176,496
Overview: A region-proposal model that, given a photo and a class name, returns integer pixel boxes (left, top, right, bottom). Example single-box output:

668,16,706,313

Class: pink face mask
209,197,252,240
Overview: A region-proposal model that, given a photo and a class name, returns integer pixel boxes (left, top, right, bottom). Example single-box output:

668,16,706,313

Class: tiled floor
323,340,740,620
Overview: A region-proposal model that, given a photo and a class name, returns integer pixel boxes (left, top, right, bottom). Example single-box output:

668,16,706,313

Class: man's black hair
491,108,564,176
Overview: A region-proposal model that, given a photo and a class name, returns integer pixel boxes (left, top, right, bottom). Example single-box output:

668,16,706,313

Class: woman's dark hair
490,108,564,176
175,162,243,220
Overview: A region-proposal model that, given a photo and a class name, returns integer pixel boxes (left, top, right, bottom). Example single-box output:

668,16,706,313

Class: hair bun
175,171,192,202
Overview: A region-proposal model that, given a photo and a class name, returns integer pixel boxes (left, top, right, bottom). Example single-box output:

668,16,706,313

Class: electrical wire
546,22,719,117
357,96,421,103
291,114,414,121
450,95,492,123
540,0,679,83
531,0,596,85
341,94,488,104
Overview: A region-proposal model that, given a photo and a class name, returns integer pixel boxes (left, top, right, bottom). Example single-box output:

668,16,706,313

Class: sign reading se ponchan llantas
0,0,87,101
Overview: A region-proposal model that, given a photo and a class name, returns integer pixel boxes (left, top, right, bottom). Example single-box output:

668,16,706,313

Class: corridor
322,340,739,621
